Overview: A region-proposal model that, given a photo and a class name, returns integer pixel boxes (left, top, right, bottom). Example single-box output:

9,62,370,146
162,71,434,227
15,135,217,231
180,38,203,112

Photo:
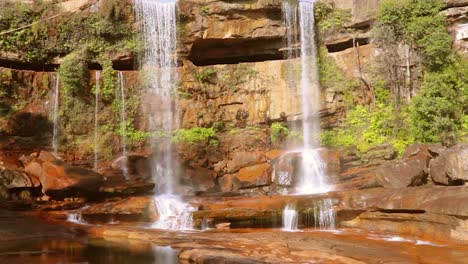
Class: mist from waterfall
135,0,193,230
93,71,101,170
52,74,60,155
118,71,129,179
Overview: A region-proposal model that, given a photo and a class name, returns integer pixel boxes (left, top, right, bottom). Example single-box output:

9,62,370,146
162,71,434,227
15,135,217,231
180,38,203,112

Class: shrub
172,127,216,144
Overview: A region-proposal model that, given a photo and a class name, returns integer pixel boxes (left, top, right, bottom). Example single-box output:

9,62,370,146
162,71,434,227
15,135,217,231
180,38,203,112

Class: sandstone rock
99,180,155,196
264,149,285,161
218,174,241,193
232,163,272,189
80,196,153,223
25,159,104,198
430,144,468,185
225,151,266,173
374,153,429,188
183,166,217,193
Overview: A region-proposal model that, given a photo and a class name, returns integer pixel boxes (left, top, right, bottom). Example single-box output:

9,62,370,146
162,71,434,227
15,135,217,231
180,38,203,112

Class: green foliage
315,2,352,36
116,121,152,142
271,123,290,143
377,0,449,70
318,46,346,90
58,51,87,94
409,59,467,142
321,87,415,154
0,0,137,63
172,127,216,144
195,68,216,83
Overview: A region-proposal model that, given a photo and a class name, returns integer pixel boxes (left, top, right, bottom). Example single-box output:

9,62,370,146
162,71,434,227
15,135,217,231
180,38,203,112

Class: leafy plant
171,127,216,144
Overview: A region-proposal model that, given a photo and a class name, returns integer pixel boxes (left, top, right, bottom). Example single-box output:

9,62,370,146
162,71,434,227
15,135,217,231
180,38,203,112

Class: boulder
430,144,468,185
99,180,155,196
0,168,40,189
232,163,272,189
374,153,429,188
360,144,397,164
225,151,266,173
25,157,104,198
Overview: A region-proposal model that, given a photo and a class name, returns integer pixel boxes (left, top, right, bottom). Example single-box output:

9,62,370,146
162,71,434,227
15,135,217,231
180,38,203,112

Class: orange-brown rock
232,163,272,189
25,153,104,198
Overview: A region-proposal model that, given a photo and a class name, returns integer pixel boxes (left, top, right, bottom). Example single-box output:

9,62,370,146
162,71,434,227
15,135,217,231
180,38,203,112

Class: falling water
282,203,299,231
151,194,194,230
93,71,101,170
313,199,335,229
282,0,331,194
281,0,334,230
52,74,60,155
135,0,193,229
118,71,129,179
66,212,87,224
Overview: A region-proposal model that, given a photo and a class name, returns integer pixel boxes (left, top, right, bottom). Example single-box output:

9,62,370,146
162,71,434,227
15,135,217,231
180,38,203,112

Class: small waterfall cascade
313,199,335,229
281,0,335,230
52,74,60,155
135,0,194,229
151,194,194,230
282,203,299,231
118,71,129,179
93,71,101,170
66,212,87,224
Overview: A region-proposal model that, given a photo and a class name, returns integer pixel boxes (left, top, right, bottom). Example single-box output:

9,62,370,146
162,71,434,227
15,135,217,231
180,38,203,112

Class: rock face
430,144,468,185
178,0,285,65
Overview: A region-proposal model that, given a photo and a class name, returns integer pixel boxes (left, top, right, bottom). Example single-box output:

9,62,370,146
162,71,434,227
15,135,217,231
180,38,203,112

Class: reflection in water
0,238,178,264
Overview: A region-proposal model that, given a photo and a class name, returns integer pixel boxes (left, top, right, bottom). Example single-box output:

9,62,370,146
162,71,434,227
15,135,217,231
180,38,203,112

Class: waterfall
52,74,60,155
118,71,129,179
281,0,335,230
282,0,331,194
282,203,299,231
135,0,193,230
313,199,335,229
93,71,101,170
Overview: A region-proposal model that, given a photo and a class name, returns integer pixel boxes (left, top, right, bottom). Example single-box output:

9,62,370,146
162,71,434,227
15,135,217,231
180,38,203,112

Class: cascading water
135,0,194,230
118,71,129,179
93,71,101,170
282,203,299,231
52,74,60,155
281,0,334,229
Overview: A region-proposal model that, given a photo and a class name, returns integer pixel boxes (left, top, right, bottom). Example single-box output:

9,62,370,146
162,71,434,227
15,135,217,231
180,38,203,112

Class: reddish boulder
225,151,266,173
24,152,104,198
232,163,272,189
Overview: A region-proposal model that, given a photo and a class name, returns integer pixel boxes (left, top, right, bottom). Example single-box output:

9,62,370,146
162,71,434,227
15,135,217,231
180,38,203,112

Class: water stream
93,71,101,170
135,0,193,230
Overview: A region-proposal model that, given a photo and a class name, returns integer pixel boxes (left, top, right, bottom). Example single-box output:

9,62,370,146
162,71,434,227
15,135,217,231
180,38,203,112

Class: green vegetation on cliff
321,0,467,152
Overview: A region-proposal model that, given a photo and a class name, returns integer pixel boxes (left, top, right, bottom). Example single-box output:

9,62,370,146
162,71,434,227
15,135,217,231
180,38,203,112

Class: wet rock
81,196,153,223
430,144,468,185
183,166,217,193
99,180,155,196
